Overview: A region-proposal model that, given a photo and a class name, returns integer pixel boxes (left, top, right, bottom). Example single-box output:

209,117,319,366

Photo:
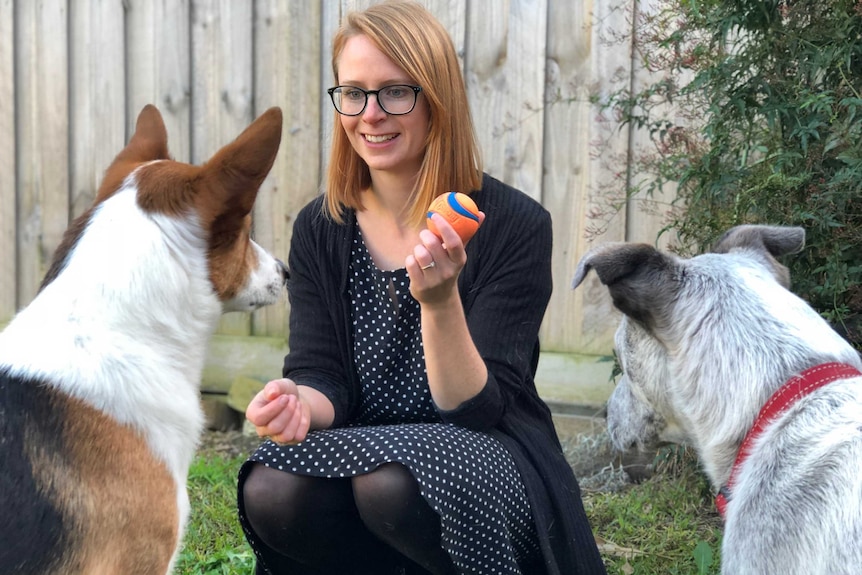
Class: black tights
241,462,458,575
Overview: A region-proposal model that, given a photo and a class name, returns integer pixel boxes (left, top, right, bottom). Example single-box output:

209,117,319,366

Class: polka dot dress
240,226,539,573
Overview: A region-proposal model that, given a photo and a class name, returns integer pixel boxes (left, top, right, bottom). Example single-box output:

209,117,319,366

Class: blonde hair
324,1,483,225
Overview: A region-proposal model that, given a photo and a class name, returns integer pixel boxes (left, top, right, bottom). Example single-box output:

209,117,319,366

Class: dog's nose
277,259,289,283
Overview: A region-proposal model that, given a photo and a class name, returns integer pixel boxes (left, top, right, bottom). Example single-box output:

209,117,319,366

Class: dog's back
0,371,177,575
724,375,862,575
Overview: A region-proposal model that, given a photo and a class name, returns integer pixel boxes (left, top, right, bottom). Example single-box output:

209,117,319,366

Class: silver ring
420,261,436,270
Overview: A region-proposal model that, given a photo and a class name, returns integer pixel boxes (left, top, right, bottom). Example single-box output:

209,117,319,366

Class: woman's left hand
406,211,484,305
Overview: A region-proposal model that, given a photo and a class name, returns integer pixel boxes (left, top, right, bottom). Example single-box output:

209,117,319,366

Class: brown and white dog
0,105,287,574
573,225,862,575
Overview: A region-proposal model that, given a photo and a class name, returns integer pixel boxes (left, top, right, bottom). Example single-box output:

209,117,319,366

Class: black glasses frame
327,85,422,116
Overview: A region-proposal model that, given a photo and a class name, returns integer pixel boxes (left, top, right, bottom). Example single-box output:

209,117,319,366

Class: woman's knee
352,462,431,536
352,463,416,515
242,465,343,544
242,464,296,517
352,464,455,574
242,465,298,543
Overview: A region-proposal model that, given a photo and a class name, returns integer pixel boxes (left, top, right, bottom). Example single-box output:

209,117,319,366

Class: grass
177,435,723,574
582,449,724,575
174,453,255,574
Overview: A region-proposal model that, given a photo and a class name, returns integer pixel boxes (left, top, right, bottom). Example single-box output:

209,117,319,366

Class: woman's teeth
365,134,395,143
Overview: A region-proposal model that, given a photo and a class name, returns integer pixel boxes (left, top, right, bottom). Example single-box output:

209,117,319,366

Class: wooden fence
0,0,675,376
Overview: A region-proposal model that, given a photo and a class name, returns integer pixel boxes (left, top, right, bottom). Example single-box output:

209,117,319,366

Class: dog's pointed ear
712,225,804,288
573,242,680,327
127,104,171,162
712,225,805,257
201,107,283,217
97,105,171,200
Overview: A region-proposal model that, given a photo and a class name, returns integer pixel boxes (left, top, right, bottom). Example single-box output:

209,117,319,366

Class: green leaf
693,540,714,574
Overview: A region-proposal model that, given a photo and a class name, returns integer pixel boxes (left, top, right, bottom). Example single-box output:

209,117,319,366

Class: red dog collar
716,361,862,519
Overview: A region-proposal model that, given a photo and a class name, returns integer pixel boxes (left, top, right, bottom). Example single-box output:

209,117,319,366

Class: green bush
601,0,862,346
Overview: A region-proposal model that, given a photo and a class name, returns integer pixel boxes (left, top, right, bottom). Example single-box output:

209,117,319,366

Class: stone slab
534,352,615,408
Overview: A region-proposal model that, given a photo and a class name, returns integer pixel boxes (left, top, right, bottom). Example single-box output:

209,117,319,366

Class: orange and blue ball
427,192,481,244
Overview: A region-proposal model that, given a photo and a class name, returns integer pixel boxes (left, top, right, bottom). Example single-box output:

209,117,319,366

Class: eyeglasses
327,84,422,116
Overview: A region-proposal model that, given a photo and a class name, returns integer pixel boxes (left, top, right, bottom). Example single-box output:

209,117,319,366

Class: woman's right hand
245,378,312,444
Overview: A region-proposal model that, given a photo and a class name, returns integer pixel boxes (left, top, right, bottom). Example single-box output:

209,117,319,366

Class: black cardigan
283,173,606,575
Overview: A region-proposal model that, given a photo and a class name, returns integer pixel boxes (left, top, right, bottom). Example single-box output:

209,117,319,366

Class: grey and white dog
572,225,862,575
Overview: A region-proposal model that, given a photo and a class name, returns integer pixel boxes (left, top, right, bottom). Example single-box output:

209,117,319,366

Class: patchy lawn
177,430,722,574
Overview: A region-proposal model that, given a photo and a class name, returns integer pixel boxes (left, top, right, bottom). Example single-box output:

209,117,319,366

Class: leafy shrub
599,0,862,346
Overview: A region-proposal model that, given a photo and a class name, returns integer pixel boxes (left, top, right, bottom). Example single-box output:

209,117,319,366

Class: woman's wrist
296,384,336,430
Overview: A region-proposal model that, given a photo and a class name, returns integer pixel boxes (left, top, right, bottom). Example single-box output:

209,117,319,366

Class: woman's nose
361,93,387,121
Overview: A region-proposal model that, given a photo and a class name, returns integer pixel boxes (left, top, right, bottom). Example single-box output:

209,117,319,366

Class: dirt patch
198,428,262,460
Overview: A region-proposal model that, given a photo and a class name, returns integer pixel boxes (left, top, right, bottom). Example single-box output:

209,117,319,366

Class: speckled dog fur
573,225,862,575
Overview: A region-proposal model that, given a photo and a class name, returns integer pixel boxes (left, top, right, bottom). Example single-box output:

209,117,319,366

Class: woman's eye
384,86,406,98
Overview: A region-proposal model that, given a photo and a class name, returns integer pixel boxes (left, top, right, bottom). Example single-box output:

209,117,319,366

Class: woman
238,2,606,574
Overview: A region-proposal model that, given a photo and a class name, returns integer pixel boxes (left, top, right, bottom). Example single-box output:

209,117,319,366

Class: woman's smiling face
335,35,431,181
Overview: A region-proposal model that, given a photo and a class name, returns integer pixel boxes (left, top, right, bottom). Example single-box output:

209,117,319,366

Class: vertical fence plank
466,0,548,200
625,0,679,249
15,0,69,305
319,1,343,179
126,0,191,161
252,0,323,337
192,0,254,336
541,0,634,354
579,0,635,353
0,0,15,320
191,0,254,165
542,0,597,351
69,0,126,219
